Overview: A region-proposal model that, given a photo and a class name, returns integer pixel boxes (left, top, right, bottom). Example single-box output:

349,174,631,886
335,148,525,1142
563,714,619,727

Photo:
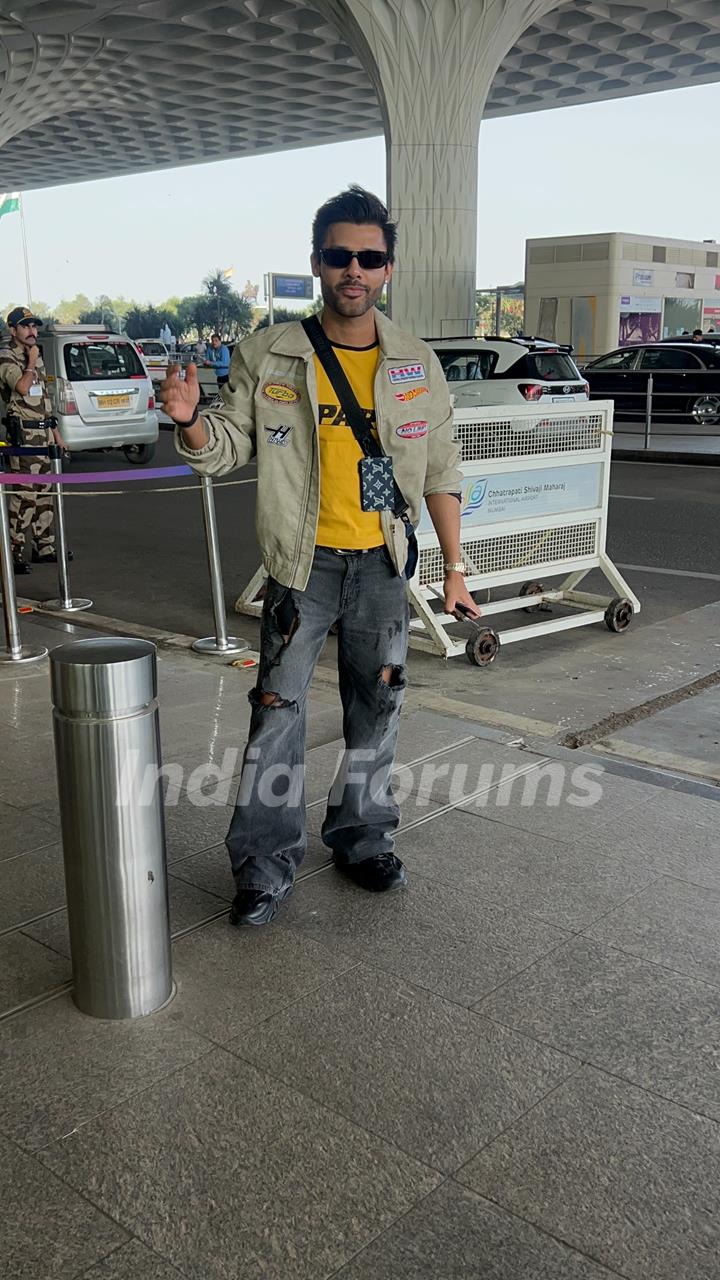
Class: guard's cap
6,306,42,328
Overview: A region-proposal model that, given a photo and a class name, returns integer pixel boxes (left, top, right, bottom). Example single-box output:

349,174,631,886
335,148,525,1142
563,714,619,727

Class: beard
321,277,385,319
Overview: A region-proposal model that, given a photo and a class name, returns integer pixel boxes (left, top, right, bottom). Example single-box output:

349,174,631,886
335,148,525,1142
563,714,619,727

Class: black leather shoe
229,884,293,927
32,548,74,563
339,853,407,893
13,560,31,575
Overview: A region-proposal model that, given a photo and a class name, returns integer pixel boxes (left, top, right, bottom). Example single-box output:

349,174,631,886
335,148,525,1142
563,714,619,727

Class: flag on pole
222,266,234,279
0,192,20,221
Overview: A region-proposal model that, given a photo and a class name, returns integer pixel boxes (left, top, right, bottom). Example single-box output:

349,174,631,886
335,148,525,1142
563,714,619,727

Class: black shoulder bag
301,315,418,579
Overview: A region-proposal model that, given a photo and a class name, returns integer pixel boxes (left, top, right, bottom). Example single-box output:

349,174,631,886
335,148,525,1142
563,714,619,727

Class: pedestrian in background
205,332,230,385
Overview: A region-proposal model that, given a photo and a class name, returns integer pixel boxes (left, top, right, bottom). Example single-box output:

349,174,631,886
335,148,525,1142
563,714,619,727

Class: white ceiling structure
1,0,720,191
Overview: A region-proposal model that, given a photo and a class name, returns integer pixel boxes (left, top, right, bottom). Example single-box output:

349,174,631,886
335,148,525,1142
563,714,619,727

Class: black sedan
583,342,720,425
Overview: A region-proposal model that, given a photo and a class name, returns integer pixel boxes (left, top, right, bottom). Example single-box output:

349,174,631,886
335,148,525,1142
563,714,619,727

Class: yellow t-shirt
314,342,384,549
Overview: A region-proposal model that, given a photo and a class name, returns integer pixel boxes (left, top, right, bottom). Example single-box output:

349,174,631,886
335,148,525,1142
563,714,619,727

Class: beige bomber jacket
175,308,462,589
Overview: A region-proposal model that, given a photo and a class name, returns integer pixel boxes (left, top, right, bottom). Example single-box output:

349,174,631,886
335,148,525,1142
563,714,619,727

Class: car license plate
97,394,131,409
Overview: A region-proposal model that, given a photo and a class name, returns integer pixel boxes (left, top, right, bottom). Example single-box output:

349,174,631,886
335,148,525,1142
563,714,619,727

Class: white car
40,324,158,464
134,338,170,383
428,336,589,408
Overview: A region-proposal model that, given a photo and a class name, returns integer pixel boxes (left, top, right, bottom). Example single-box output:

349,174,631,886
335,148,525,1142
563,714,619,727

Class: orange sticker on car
262,381,300,404
394,386,429,403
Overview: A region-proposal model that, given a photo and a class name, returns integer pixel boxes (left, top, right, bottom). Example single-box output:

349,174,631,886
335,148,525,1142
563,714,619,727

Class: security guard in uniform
0,306,64,574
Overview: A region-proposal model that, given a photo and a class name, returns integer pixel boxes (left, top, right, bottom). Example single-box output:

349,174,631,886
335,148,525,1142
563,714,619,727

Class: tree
53,294,93,323
202,270,253,340
254,306,306,331
475,287,524,337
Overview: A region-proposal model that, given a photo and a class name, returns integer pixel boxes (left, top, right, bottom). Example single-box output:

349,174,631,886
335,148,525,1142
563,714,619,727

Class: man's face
312,221,392,320
211,336,220,348
11,321,38,351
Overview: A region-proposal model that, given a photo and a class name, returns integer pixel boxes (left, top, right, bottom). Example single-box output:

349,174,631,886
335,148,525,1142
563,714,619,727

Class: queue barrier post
43,444,93,614
644,372,653,450
0,475,48,664
50,637,173,1018
193,474,249,656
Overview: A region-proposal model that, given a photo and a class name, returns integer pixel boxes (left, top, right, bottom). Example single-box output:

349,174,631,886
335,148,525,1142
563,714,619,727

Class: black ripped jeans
225,545,409,893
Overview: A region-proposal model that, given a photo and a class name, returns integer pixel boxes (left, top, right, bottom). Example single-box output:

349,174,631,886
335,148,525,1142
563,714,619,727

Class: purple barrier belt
0,465,193,485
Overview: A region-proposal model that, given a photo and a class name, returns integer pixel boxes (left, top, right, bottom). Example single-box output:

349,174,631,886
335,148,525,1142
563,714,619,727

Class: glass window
64,342,146,381
652,245,667,263
706,251,718,268
588,349,639,371
524,352,580,381
137,341,166,357
675,272,695,289
436,350,495,382
639,348,702,370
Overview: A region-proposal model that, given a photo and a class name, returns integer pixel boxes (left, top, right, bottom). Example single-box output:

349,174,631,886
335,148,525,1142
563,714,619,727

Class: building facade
524,233,720,362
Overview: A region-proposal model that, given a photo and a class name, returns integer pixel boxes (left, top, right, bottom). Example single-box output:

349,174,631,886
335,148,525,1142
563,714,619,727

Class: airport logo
462,477,488,517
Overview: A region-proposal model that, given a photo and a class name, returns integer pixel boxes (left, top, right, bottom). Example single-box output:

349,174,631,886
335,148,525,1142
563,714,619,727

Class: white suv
428,336,589,408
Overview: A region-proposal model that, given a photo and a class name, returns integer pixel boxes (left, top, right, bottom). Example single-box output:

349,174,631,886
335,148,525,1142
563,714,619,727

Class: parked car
427,336,589,408
133,338,170,383
583,342,720,425
40,324,158,463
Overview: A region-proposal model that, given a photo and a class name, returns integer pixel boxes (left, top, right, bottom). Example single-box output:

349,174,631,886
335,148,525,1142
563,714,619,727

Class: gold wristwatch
444,561,466,574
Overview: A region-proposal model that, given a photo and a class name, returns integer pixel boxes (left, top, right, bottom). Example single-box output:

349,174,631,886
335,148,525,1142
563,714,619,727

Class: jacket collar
268,308,424,362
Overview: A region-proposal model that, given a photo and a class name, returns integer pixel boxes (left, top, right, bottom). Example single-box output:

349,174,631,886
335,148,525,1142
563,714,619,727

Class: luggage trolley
407,399,639,664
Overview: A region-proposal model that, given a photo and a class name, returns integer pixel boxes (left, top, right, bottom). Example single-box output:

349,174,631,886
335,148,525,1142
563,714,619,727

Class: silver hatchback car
40,324,159,464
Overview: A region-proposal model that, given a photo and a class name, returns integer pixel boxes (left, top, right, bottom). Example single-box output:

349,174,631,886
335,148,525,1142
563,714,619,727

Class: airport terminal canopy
2,0,719,334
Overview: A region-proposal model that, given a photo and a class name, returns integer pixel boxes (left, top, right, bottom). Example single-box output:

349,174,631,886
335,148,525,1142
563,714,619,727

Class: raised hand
160,362,200,425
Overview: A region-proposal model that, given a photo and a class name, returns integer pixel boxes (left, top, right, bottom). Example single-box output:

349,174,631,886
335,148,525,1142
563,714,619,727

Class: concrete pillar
317,0,558,336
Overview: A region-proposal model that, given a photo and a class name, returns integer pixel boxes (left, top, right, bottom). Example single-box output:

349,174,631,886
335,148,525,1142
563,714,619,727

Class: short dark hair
312,185,397,261
211,332,221,340
693,328,703,336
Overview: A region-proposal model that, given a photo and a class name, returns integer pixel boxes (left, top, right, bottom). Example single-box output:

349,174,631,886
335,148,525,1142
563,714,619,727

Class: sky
3,79,720,312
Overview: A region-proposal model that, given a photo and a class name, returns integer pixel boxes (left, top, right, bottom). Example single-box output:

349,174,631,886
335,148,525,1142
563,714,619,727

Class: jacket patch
394,386,429,402
388,363,426,385
264,424,293,446
262,381,300,405
396,420,428,440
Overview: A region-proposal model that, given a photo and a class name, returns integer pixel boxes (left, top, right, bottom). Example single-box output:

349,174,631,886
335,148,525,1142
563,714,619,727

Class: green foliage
475,288,524,337
60,273,255,342
254,306,307,331
201,270,254,340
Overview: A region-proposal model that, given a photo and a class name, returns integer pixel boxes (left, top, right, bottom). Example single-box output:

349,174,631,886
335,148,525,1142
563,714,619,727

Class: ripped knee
251,689,296,710
379,664,406,690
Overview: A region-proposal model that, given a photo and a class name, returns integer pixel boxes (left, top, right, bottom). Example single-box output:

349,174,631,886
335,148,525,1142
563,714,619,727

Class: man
0,307,63,573
692,329,704,343
204,332,230,385
161,185,478,927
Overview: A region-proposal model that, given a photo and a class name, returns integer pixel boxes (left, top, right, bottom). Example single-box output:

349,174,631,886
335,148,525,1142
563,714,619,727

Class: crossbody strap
301,314,409,518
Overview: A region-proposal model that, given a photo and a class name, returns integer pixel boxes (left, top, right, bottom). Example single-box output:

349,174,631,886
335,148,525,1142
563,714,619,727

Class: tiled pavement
2,617,720,1278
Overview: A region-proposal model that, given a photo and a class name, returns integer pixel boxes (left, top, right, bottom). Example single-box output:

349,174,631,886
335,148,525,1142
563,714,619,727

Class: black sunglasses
319,247,389,270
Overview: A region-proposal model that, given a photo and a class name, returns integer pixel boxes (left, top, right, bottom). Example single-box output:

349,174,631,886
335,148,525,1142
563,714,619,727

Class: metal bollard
644,372,653,449
50,637,173,1019
193,474,248,655
0,476,48,664
44,445,92,613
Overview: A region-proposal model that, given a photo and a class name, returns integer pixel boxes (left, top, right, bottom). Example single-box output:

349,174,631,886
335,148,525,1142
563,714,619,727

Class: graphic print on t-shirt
314,341,384,550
